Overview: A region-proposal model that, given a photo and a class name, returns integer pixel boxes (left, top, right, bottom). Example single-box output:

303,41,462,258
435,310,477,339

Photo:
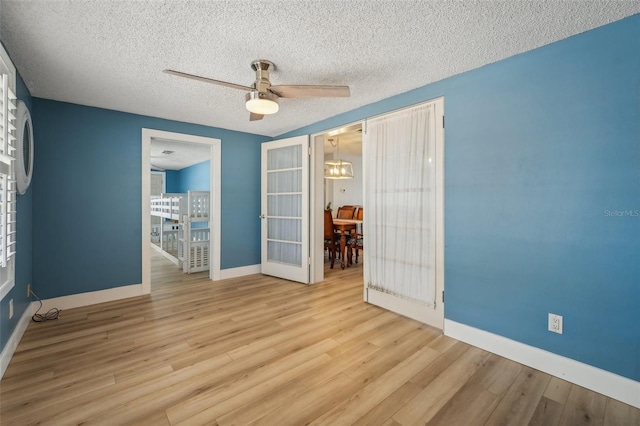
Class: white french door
261,135,310,284
363,98,445,329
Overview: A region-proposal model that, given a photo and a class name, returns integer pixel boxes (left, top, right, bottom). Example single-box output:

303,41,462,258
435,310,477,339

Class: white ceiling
1,1,638,138
323,125,362,158
150,138,211,170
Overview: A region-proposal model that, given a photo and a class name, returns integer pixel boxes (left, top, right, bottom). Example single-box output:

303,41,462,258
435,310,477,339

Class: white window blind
0,42,18,301
0,73,17,268
0,73,17,312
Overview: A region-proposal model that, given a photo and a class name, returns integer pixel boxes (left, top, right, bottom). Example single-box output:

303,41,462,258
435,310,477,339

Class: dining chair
355,206,363,221
351,206,364,263
336,205,356,219
324,209,340,268
353,206,362,221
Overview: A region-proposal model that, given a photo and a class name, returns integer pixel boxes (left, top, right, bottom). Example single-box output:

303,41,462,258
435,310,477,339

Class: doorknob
259,214,266,219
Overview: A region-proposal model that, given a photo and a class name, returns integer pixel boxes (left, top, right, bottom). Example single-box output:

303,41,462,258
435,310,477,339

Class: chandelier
324,137,354,179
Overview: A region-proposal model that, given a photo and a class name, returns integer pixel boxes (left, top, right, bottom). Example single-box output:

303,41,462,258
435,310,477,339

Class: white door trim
141,129,222,294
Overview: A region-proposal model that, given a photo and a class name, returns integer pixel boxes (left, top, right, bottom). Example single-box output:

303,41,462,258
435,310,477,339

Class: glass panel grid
267,218,302,242
267,240,302,266
267,169,302,194
267,194,302,217
267,145,302,170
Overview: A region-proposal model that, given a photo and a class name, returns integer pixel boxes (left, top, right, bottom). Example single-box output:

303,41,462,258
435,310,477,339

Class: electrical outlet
9,299,13,319
27,283,31,297
548,313,563,334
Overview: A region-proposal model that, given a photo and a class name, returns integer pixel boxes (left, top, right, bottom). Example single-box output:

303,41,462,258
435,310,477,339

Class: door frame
309,121,364,284
309,98,445,330
141,129,222,294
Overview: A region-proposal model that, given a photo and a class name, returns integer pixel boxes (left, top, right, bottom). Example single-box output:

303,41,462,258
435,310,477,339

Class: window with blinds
0,74,17,266
0,44,17,300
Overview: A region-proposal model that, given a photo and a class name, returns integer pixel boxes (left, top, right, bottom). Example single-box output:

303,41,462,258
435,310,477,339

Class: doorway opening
310,123,364,284
309,97,445,330
141,129,221,294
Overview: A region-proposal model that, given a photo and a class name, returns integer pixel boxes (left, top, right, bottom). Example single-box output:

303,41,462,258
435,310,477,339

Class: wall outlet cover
548,313,563,334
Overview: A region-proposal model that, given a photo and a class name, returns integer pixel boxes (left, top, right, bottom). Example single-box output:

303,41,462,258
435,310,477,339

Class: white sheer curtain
364,103,437,306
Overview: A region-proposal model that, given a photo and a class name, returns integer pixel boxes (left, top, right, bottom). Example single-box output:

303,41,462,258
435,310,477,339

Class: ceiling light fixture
324,137,354,179
245,91,279,115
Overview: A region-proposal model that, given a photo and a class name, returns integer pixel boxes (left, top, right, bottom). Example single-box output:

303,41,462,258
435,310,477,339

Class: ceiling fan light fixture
245,91,279,115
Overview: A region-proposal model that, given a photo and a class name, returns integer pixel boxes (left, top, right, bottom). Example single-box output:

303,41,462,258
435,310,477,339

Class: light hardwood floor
1,251,638,425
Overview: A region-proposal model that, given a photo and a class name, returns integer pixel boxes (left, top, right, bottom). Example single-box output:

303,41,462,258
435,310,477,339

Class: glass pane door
261,136,309,283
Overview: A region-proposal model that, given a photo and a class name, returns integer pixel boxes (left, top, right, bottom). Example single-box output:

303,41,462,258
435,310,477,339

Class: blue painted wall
164,170,180,193
0,72,34,352
32,100,269,300
279,16,640,381
163,161,210,193
177,161,210,193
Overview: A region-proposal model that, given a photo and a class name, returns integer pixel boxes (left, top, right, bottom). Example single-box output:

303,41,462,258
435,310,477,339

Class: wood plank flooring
1,251,638,425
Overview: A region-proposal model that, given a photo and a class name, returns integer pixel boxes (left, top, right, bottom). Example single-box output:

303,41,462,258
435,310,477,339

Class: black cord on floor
30,289,61,322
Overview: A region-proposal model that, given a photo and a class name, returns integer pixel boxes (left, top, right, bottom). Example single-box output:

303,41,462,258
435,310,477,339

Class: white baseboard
150,243,179,266
219,264,260,280
445,319,640,409
1,301,36,380
37,284,144,313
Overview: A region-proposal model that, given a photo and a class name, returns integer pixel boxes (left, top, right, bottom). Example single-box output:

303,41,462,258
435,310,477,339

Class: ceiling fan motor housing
251,60,275,92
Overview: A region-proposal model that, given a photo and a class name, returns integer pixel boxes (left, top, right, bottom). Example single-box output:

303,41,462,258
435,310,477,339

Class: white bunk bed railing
151,190,211,273
183,191,210,273
190,228,210,241
187,242,209,273
180,211,210,274
150,193,187,220
162,224,179,254
188,191,209,219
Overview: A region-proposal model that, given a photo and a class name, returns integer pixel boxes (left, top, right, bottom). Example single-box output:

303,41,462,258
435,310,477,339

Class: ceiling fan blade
269,85,350,98
163,69,253,92
250,112,264,121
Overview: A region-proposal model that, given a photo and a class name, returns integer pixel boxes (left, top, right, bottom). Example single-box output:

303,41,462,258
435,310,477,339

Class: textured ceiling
1,1,638,137
150,138,211,170
324,126,362,158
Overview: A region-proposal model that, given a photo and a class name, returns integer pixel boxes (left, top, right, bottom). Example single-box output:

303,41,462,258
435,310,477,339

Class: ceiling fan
163,60,350,121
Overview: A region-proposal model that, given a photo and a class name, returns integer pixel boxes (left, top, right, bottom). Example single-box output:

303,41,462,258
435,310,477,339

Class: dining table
332,219,362,269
